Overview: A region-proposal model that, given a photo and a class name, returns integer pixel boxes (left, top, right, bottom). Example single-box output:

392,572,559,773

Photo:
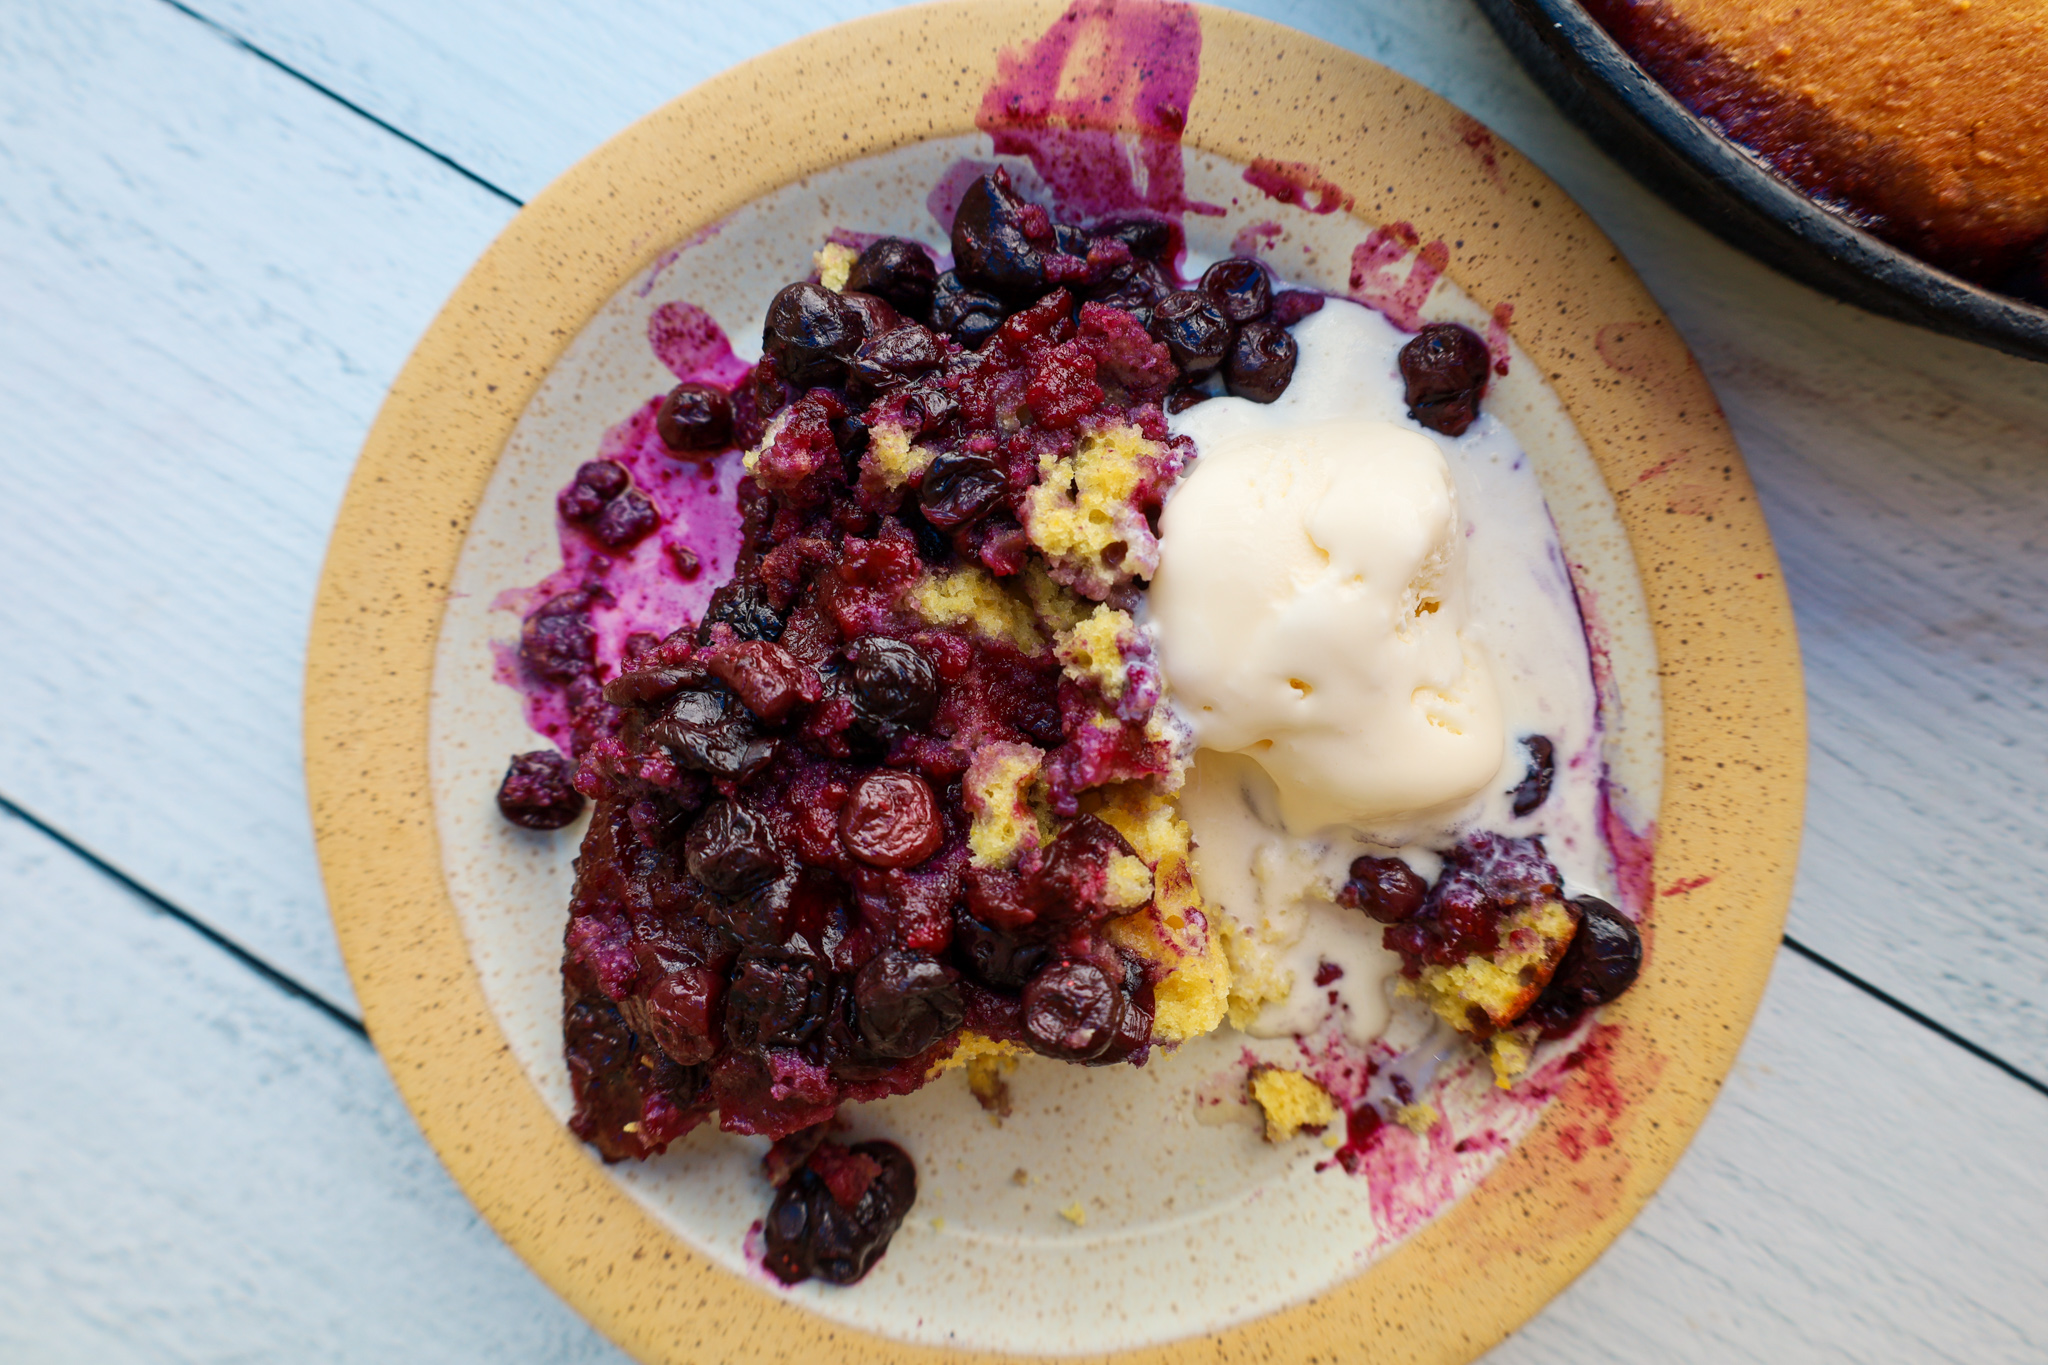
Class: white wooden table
3,1,2044,1359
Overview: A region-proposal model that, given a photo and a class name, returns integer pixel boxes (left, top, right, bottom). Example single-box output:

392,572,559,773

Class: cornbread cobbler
494,169,1644,1285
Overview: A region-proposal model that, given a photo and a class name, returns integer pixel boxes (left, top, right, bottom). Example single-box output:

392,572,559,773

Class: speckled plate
304,4,1805,1362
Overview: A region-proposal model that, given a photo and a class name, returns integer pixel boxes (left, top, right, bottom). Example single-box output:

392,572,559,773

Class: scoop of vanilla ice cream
1151,416,1503,833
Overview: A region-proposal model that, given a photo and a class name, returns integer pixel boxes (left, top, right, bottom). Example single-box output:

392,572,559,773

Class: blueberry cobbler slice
495,168,1644,1285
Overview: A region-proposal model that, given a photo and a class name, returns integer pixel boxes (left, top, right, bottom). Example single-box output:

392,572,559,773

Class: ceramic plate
305,4,1805,1362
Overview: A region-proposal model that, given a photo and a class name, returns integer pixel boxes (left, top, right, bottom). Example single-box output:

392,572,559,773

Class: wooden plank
0,0,516,1007
174,0,2048,1071
0,809,627,1362
7,803,2040,1361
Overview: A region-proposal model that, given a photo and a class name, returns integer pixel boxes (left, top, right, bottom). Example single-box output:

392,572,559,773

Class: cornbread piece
1377,834,1581,1085
1587,0,2048,300
1249,1067,1339,1142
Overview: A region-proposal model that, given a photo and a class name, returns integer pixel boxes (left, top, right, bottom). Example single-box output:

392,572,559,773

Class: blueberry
763,281,865,387
848,324,947,396
520,591,597,683
723,954,827,1049
840,770,944,869
1092,216,1175,261
495,750,584,830
1022,960,1126,1061
593,487,659,548
918,450,1007,530
845,238,939,319
1223,320,1297,403
1337,855,1428,924
1200,257,1272,323
1399,322,1491,437
684,799,782,895
656,383,734,455
1511,735,1555,816
761,1140,916,1285
931,270,1006,349
950,170,1049,296
1149,290,1233,377
951,911,1051,991
854,949,964,1059
697,578,785,643
847,637,938,734
645,688,754,777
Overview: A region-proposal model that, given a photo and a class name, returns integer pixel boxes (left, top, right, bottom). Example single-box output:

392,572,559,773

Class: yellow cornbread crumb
930,1217,947,1232
1094,783,1231,1042
739,410,788,478
1393,1102,1441,1135
1401,898,1578,1034
1249,1068,1339,1143
907,567,1042,652
1059,1202,1089,1226
1054,604,1135,700
966,1052,1017,1118
963,742,1050,868
930,1029,1028,1077
862,420,929,491
1024,423,1162,594
814,241,858,292
1490,1032,1534,1089
1020,560,1091,633
1220,914,1295,1031
1104,853,1153,909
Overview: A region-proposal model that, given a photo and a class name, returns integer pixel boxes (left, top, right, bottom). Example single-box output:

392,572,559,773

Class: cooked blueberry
918,451,1007,530
1022,960,1125,1061
845,238,939,319
762,1140,916,1285
1337,855,1428,924
708,639,814,724
593,487,660,548
644,965,724,1065
557,459,629,522
1511,735,1555,816
684,799,782,895
1149,290,1233,376
847,637,939,733
1086,255,1172,319
1399,322,1491,437
1200,257,1272,323
655,383,734,455
1164,382,1211,414
697,578,785,643
950,169,1048,296
1024,815,1139,925
724,955,827,1049
645,688,754,776
520,592,597,683
1223,320,1297,403
952,911,1050,991
931,270,1006,349
495,750,584,830
1553,896,1642,1005
840,770,944,869
854,950,964,1059
849,323,947,395
837,290,902,345
1093,216,1175,261
763,281,865,387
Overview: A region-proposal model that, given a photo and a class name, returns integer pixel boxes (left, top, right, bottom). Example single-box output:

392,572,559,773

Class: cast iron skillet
1477,0,2048,363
